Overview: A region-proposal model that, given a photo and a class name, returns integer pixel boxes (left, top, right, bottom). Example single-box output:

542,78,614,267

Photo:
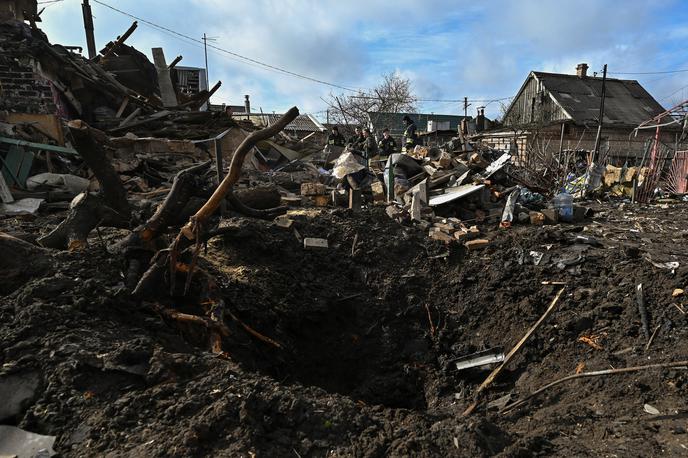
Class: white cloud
35,0,688,118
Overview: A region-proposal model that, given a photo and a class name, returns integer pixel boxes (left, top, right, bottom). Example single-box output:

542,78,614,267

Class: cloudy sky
39,0,688,120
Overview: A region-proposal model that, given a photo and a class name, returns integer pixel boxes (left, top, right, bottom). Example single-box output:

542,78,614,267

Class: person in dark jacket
362,128,378,166
378,128,397,156
402,115,417,152
348,126,365,150
327,126,345,147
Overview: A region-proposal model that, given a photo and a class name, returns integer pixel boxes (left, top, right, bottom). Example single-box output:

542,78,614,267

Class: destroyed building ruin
2,4,688,457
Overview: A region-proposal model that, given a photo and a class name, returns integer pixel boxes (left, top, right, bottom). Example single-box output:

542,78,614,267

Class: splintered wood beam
462,288,566,416
178,81,222,110
180,107,299,239
66,120,130,219
126,160,212,245
115,98,130,118
100,21,138,60
152,47,179,107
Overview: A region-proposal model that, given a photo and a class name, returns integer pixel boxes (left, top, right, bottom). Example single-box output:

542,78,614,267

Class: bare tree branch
325,72,417,134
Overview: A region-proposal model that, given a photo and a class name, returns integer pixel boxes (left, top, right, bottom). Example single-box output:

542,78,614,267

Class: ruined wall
0,56,56,114
564,125,678,162
477,124,680,164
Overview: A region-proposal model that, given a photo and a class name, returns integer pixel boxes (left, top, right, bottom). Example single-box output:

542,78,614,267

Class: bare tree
324,72,417,134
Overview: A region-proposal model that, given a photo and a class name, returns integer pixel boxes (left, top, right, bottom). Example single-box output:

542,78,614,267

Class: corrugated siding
504,75,568,127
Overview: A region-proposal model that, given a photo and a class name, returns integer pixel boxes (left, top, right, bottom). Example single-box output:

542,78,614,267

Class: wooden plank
115,98,130,118
349,188,361,212
0,136,78,156
462,288,565,416
151,47,178,107
5,113,65,145
118,107,141,127
109,110,173,133
0,172,13,203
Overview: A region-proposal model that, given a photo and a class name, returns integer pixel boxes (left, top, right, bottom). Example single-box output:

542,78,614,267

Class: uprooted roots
129,107,300,353
139,249,281,354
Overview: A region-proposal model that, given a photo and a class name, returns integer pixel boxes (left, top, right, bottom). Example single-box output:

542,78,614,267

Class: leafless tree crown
324,72,417,134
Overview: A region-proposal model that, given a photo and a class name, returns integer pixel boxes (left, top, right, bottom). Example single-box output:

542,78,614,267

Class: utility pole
202,33,210,91
592,64,608,163
586,64,608,192
81,0,97,59
463,96,469,118
201,33,218,92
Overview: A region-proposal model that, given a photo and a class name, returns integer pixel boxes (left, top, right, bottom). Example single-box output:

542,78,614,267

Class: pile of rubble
313,140,591,249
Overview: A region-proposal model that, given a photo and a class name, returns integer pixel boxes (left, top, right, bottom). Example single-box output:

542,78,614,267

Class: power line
86,0,513,110
351,95,513,103
90,0,361,93
608,68,688,75
661,83,688,101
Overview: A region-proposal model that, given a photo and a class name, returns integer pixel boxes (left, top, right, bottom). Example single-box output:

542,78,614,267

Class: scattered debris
0,372,40,422
303,237,328,249
454,348,505,371
463,288,565,416
643,403,661,415
505,360,688,414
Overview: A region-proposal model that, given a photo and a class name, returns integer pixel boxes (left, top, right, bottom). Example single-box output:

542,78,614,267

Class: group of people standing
326,115,418,164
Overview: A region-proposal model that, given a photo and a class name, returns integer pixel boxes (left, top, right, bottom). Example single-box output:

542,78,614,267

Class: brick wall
0,56,56,114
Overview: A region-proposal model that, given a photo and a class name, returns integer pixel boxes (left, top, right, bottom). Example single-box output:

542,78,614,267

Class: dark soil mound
2,203,688,456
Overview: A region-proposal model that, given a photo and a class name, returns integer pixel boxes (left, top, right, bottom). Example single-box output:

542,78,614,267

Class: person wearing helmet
402,115,417,152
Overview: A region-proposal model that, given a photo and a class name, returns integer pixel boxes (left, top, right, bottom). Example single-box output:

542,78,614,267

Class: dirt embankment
2,203,688,456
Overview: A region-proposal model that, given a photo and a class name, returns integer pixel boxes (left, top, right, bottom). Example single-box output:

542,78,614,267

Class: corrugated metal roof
532,72,667,127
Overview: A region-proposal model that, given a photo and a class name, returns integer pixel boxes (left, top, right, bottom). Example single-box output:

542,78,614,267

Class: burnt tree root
131,107,299,353
38,120,131,250
37,193,124,250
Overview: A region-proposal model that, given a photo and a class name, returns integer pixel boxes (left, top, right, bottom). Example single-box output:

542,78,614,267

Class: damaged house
475,63,677,162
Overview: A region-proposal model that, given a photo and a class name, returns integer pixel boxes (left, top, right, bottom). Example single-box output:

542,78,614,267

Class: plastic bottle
553,190,573,223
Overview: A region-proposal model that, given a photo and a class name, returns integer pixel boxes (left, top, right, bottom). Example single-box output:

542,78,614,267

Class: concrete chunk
430,231,453,243
0,425,55,457
465,239,489,250
0,372,40,422
300,182,326,196
410,191,422,222
303,238,328,249
274,215,294,229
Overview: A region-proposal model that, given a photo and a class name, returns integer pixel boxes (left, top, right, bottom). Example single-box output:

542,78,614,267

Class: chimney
476,107,485,132
244,94,251,114
576,63,588,78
